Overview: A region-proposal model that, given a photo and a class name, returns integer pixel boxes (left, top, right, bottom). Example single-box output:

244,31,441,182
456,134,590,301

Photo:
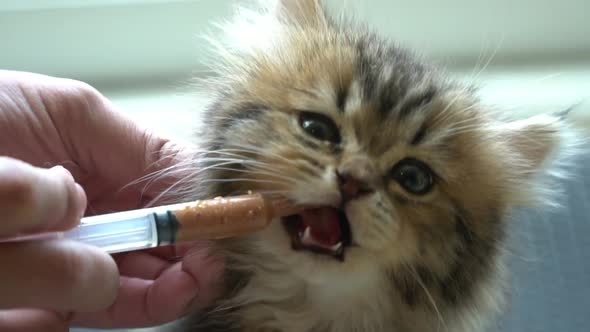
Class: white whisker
408,266,448,332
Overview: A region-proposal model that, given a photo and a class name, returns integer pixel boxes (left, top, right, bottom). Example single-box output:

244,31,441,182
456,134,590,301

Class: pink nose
337,171,374,202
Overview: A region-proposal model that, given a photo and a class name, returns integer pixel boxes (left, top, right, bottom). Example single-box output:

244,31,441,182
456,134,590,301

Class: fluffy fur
173,1,580,331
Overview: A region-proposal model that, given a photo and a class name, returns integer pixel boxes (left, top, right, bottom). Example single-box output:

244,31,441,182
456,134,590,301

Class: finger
70,267,198,328
0,71,188,206
116,241,210,262
81,134,190,210
180,246,225,311
0,157,86,237
51,84,190,197
153,241,213,259
0,309,68,332
71,249,223,328
114,251,171,280
0,240,118,312
114,242,215,280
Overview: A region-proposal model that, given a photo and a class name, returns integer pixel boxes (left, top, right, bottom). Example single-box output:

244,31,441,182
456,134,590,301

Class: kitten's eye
299,112,341,144
390,158,434,195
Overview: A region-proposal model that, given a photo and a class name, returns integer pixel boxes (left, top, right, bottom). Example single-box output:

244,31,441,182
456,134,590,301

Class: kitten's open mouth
282,207,352,261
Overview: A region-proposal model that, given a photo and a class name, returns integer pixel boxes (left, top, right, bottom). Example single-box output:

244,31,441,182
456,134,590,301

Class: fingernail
50,165,72,179
75,183,87,218
50,166,86,219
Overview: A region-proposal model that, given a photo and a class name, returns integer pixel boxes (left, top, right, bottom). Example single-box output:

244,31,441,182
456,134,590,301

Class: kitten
178,0,577,331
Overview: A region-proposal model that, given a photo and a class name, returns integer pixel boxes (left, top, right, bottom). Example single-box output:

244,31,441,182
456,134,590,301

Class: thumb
0,240,119,312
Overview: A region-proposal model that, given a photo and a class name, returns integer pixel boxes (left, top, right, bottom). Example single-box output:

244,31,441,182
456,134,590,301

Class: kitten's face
200,0,560,307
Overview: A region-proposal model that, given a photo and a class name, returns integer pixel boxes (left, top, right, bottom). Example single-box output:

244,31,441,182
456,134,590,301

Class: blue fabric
497,151,590,332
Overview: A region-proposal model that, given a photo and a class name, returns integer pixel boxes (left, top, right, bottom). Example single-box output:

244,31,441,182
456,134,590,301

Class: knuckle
68,80,102,107
50,78,103,120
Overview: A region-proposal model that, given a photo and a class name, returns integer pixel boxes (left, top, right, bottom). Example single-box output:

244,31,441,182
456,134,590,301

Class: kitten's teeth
300,227,342,253
335,246,345,261
301,227,315,247
330,242,342,252
301,226,326,249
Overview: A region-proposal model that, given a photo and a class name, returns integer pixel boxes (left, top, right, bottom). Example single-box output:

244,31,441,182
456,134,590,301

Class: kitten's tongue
300,207,342,247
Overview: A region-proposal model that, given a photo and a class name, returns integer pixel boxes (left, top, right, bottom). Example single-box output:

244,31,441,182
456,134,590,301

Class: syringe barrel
63,209,159,254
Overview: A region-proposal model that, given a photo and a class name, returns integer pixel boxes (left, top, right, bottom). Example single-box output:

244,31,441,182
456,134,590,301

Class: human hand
0,71,223,331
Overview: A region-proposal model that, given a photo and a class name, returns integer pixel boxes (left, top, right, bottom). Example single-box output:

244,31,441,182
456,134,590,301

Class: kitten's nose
337,171,374,202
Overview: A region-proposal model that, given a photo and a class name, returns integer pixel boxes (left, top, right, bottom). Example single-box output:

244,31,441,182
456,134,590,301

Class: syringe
1,193,298,254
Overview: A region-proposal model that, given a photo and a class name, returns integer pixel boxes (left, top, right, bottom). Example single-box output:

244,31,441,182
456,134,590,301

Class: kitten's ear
500,115,563,175
275,0,327,28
